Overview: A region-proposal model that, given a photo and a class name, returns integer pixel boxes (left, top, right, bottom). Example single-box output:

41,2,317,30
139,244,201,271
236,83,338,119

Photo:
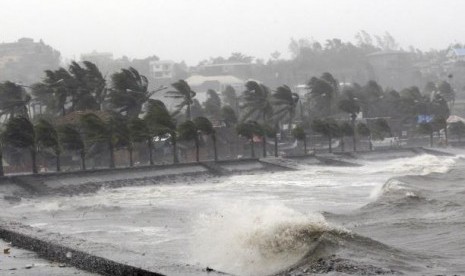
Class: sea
2,150,464,275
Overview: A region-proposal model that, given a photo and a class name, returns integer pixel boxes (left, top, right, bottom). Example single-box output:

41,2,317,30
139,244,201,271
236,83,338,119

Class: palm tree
263,123,279,157
35,119,61,172
241,81,273,123
306,77,335,117
58,124,86,170
194,117,218,161
144,100,179,164
4,116,37,174
292,125,307,155
80,113,120,168
272,85,299,135
0,81,31,120
311,118,339,153
204,90,222,122
338,122,354,152
165,80,196,120
110,67,156,118
236,120,260,158
126,117,150,167
178,120,200,162
338,88,360,151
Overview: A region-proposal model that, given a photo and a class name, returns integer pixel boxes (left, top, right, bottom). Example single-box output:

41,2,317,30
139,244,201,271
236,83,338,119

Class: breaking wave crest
189,202,346,276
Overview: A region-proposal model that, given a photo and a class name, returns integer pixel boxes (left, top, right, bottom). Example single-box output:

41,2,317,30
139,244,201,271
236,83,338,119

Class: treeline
0,60,463,175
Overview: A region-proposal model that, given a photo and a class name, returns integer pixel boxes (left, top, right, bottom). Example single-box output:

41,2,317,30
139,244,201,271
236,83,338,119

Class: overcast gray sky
0,0,463,65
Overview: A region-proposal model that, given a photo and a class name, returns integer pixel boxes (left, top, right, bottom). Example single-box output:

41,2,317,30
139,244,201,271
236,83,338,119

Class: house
149,60,175,80
185,75,245,102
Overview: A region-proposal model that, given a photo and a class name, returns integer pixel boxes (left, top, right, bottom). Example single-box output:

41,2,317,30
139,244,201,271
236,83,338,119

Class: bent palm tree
58,124,86,170
35,119,61,171
194,116,218,161
273,85,299,134
178,120,200,162
4,116,37,174
241,81,273,123
165,80,196,120
0,81,31,120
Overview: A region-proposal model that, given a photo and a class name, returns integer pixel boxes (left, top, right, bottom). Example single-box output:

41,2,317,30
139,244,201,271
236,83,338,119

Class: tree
144,100,178,164
236,121,260,158
371,118,391,140
262,123,279,157
165,80,196,120
109,67,152,118
338,87,361,151
292,125,307,155
222,85,238,114
437,80,455,107
311,118,339,153
4,116,37,174
80,113,120,168
126,117,150,166
194,116,218,161
0,81,31,120
449,121,465,142
204,89,222,122
306,77,335,117
178,120,200,162
35,119,61,172
417,122,434,147
241,81,273,123
221,106,238,127
58,124,86,170
356,122,372,150
272,85,299,134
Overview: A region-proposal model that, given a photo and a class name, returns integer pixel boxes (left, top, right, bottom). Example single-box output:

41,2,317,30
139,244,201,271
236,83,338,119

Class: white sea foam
189,202,337,276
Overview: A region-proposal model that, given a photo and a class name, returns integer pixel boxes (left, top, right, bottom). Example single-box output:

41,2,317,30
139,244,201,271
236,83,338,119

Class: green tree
272,85,299,134
165,80,196,120
144,100,178,164
58,124,86,170
80,113,120,168
204,89,222,122
35,119,61,172
292,125,307,155
109,67,152,118
194,116,218,161
221,106,238,127
241,81,273,123
307,76,335,117
236,121,260,158
178,120,200,162
0,81,31,120
4,116,37,174
449,121,465,142
311,118,339,153
338,87,360,151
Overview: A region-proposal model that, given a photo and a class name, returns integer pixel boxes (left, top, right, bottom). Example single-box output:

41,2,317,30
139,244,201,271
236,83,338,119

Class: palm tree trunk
56,152,61,172
109,141,115,169
262,136,267,158
303,135,307,155
274,134,278,157
80,150,86,170
351,117,357,152
128,146,134,167
0,150,4,177
172,133,179,164
195,137,200,162
148,138,154,165
212,134,218,162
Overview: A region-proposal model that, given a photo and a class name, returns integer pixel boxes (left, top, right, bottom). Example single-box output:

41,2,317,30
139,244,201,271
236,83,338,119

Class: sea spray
189,201,338,276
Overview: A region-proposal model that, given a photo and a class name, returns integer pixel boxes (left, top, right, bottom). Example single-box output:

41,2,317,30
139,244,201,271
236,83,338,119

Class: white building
150,60,175,79
185,74,245,102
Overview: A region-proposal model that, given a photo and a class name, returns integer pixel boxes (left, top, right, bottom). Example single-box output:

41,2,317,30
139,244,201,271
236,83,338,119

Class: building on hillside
150,60,175,80
185,74,245,102
367,50,414,90
0,38,61,84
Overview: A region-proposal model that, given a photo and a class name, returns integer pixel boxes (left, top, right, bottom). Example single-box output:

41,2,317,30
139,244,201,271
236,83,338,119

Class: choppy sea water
2,152,465,275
